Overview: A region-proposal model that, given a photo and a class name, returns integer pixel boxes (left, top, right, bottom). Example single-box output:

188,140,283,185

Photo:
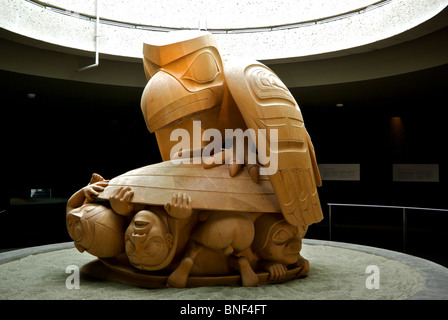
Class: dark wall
2,71,161,200
302,105,447,209
293,71,448,265
1,71,161,249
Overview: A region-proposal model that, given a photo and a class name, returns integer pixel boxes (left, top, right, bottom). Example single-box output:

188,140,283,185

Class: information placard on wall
318,164,360,181
393,164,439,182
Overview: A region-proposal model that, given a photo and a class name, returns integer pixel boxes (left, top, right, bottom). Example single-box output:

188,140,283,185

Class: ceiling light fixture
336,103,344,107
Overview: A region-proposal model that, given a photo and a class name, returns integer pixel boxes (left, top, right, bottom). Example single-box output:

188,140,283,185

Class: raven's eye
183,52,220,84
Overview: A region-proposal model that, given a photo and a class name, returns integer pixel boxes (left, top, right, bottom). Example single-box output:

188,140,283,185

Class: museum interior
1,0,448,271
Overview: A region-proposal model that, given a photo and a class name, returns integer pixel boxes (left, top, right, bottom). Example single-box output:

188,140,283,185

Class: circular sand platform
1,239,447,300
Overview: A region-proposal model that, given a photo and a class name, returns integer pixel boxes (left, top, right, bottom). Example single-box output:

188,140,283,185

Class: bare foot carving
167,257,194,288
237,256,259,287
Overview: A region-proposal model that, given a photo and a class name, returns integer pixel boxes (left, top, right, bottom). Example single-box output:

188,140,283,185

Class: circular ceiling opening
1,0,448,61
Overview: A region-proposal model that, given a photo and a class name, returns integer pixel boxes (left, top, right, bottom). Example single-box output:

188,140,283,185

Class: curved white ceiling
1,0,448,61
38,0,380,30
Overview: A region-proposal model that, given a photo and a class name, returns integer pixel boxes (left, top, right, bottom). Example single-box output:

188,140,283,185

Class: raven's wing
224,58,323,227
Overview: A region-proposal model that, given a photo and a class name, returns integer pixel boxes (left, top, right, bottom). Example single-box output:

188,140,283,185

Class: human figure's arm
164,192,193,219
66,180,109,214
109,186,144,216
202,139,260,183
259,261,288,282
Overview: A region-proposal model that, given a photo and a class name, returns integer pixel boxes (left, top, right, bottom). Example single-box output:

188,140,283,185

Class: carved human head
252,214,302,265
125,209,173,270
66,203,126,258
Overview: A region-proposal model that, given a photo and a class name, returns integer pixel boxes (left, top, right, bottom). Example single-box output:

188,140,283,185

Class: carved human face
66,203,125,258
67,203,103,252
258,221,302,265
125,210,173,270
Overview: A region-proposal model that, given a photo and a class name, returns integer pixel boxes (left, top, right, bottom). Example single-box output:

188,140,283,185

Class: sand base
1,239,447,300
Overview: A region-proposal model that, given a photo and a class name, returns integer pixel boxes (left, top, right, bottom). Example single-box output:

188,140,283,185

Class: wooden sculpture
67,31,322,288
140,30,322,228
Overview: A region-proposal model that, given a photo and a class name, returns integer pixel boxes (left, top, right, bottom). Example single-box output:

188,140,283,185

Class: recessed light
27,93,36,99
336,103,344,107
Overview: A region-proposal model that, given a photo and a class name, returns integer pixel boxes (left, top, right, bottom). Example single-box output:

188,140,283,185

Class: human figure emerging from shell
66,30,321,288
